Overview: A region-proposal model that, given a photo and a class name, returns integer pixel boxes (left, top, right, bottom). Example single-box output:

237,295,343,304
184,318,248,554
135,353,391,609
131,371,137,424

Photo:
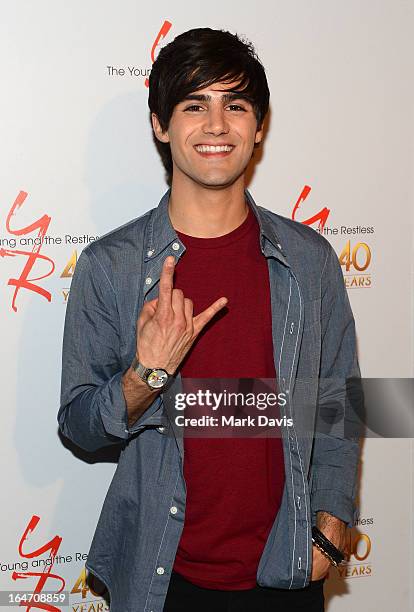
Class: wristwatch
131,357,170,390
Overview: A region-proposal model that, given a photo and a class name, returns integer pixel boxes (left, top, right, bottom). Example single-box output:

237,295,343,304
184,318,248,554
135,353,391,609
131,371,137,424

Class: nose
202,105,229,136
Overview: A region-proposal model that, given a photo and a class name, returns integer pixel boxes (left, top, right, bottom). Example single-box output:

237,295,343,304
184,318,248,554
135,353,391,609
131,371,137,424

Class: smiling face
151,81,263,191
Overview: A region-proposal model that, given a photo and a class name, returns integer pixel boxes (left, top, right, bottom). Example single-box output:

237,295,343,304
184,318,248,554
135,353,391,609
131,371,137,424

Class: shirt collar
145,188,289,267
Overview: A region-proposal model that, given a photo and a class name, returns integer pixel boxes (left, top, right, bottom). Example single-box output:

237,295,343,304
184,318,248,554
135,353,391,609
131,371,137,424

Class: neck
168,174,249,238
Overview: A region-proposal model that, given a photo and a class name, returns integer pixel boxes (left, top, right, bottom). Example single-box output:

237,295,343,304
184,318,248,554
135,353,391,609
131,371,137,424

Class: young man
59,28,361,612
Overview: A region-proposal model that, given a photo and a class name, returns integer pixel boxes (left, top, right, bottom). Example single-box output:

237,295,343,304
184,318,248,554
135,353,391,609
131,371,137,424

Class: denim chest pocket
303,297,321,330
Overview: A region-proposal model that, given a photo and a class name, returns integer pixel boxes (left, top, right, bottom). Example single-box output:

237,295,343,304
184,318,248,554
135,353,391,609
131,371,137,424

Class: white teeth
195,145,233,153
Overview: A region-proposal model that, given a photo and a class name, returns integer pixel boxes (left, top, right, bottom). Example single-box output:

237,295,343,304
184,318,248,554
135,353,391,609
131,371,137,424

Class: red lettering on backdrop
145,20,173,87
11,515,65,611
0,191,55,312
291,185,330,231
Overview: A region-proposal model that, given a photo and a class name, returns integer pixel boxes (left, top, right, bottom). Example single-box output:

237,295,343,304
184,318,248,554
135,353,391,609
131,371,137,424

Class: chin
200,180,237,190
176,164,244,189
196,172,242,189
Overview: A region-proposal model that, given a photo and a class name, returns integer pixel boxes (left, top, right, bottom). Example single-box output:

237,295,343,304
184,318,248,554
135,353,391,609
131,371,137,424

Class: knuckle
155,310,170,325
159,279,170,291
175,319,186,333
160,270,172,283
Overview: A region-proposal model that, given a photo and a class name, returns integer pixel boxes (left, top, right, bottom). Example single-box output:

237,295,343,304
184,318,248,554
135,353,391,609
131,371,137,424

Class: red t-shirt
172,205,285,590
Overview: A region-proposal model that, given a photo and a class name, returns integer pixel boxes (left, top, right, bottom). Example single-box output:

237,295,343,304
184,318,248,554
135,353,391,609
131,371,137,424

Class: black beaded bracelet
311,526,346,567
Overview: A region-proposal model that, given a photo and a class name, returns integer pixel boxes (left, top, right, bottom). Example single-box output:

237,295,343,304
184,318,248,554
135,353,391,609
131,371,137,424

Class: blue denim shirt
58,189,361,612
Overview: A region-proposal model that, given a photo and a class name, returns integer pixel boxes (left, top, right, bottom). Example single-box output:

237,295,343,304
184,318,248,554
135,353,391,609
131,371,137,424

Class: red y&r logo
291,185,330,231
0,191,55,312
144,20,173,87
11,515,65,611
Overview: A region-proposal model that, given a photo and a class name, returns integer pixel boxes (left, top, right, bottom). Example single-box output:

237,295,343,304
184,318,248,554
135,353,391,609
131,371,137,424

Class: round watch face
147,369,168,389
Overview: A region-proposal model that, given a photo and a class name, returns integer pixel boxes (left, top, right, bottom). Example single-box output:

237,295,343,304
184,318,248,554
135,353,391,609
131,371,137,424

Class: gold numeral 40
339,241,371,272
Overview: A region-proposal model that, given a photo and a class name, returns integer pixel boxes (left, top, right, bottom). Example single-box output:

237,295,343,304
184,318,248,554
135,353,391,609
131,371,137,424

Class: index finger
156,255,176,316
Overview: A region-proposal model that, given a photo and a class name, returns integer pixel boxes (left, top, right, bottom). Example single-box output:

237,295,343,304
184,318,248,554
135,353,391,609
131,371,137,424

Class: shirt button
172,242,180,251
157,426,166,433
170,506,178,515
156,567,165,575
147,249,154,257
145,277,152,285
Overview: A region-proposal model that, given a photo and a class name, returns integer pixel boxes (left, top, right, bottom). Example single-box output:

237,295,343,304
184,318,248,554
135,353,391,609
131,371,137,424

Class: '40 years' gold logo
337,531,372,579
70,567,109,611
339,240,372,289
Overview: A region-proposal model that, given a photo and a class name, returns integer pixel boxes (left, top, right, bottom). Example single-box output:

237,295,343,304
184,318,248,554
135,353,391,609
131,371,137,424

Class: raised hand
122,255,227,425
136,255,227,374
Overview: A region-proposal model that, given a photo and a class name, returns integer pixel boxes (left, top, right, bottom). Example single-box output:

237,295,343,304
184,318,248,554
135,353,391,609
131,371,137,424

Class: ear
151,113,170,143
254,123,264,145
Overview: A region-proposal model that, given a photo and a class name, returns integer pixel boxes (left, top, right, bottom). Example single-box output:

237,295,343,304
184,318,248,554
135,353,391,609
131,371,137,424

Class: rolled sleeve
97,371,163,437
310,465,359,526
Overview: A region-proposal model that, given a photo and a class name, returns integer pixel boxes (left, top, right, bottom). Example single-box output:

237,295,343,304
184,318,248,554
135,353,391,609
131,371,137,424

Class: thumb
137,298,158,331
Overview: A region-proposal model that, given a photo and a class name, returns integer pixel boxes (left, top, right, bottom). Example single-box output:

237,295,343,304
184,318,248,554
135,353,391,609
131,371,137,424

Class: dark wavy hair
148,28,270,181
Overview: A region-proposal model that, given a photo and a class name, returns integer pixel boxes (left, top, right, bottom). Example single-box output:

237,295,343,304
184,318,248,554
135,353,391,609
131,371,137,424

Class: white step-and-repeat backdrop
1,2,413,611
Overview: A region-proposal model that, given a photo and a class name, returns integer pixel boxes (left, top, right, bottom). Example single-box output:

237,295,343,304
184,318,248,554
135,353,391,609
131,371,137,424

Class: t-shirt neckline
175,205,256,249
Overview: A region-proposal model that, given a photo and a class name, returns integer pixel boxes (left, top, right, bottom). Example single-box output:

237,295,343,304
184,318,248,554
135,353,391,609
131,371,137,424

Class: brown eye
227,104,246,112
184,105,204,112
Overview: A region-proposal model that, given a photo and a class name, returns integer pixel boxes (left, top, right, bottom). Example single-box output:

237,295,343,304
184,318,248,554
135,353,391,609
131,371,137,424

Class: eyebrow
181,92,254,105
